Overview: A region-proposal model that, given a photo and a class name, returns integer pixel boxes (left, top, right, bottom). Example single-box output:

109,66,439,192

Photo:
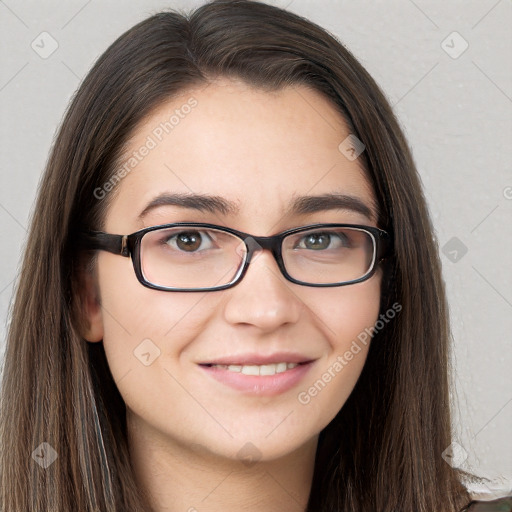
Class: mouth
197,355,316,396
199,361,310,376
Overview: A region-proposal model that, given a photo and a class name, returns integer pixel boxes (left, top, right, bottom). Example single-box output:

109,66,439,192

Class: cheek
95,253,213,386
309,273,382,351
295,275,381,426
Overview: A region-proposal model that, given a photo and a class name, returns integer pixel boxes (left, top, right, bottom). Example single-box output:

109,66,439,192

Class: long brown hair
0,1,472,510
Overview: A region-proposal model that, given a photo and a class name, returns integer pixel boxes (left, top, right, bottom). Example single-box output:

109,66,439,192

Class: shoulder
462,496,512,511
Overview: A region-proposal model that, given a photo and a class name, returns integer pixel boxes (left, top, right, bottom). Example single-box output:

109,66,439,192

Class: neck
127,412,318,512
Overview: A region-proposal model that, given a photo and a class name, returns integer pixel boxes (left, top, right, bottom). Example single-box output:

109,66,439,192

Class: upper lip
198,352,316,366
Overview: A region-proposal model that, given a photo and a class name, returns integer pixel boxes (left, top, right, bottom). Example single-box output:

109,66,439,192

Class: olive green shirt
463,496,512,511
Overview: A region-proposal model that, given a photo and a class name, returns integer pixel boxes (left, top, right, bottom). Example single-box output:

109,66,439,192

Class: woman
0,1,508,510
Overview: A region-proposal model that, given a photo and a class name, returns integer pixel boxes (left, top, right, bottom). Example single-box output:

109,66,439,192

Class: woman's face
86,78,382,462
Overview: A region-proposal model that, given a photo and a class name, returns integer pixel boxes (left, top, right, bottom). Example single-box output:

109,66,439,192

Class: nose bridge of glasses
241,234,282,263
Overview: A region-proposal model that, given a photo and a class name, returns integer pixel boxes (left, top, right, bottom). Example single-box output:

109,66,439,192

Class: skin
83,78,382,512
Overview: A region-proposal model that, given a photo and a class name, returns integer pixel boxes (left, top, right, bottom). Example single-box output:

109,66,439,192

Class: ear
80,263,104,343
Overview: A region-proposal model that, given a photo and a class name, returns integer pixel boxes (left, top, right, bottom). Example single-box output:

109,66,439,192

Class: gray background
1,0,511,495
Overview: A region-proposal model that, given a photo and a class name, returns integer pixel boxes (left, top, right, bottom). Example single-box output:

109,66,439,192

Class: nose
222,249,303,332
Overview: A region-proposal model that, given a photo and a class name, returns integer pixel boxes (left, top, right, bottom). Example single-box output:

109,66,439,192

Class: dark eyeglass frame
81,222,392,292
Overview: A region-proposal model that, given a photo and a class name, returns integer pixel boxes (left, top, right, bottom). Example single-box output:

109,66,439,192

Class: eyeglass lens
139,226,376,289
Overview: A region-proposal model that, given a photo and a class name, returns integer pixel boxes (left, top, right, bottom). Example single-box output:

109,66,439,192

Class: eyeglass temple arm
80,231,130,257
377,231,392,260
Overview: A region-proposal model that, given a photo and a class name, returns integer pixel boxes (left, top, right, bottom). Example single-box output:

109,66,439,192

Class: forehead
105,78,377,231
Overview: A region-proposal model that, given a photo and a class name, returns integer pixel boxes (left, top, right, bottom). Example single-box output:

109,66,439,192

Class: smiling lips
198,353,316,395
199,352,314,366
202,363,304,375
204,361,301,376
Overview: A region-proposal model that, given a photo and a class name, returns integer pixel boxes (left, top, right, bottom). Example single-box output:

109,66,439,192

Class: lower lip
198,362,314,396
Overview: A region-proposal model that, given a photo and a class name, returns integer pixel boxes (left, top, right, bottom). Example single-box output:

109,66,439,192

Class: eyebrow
138,192,377,221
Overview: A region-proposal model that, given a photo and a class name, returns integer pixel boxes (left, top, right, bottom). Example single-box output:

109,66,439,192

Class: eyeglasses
81,222,391,292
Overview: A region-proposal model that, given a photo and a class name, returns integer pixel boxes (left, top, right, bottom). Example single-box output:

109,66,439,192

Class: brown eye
295,230,350,251
303,233,331,250
159,229,216,253
174,231,202,252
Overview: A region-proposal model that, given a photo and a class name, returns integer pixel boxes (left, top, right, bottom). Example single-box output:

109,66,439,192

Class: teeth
260,364,276,376
212,362,299,375
276,362,288,373
241,365,260,376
